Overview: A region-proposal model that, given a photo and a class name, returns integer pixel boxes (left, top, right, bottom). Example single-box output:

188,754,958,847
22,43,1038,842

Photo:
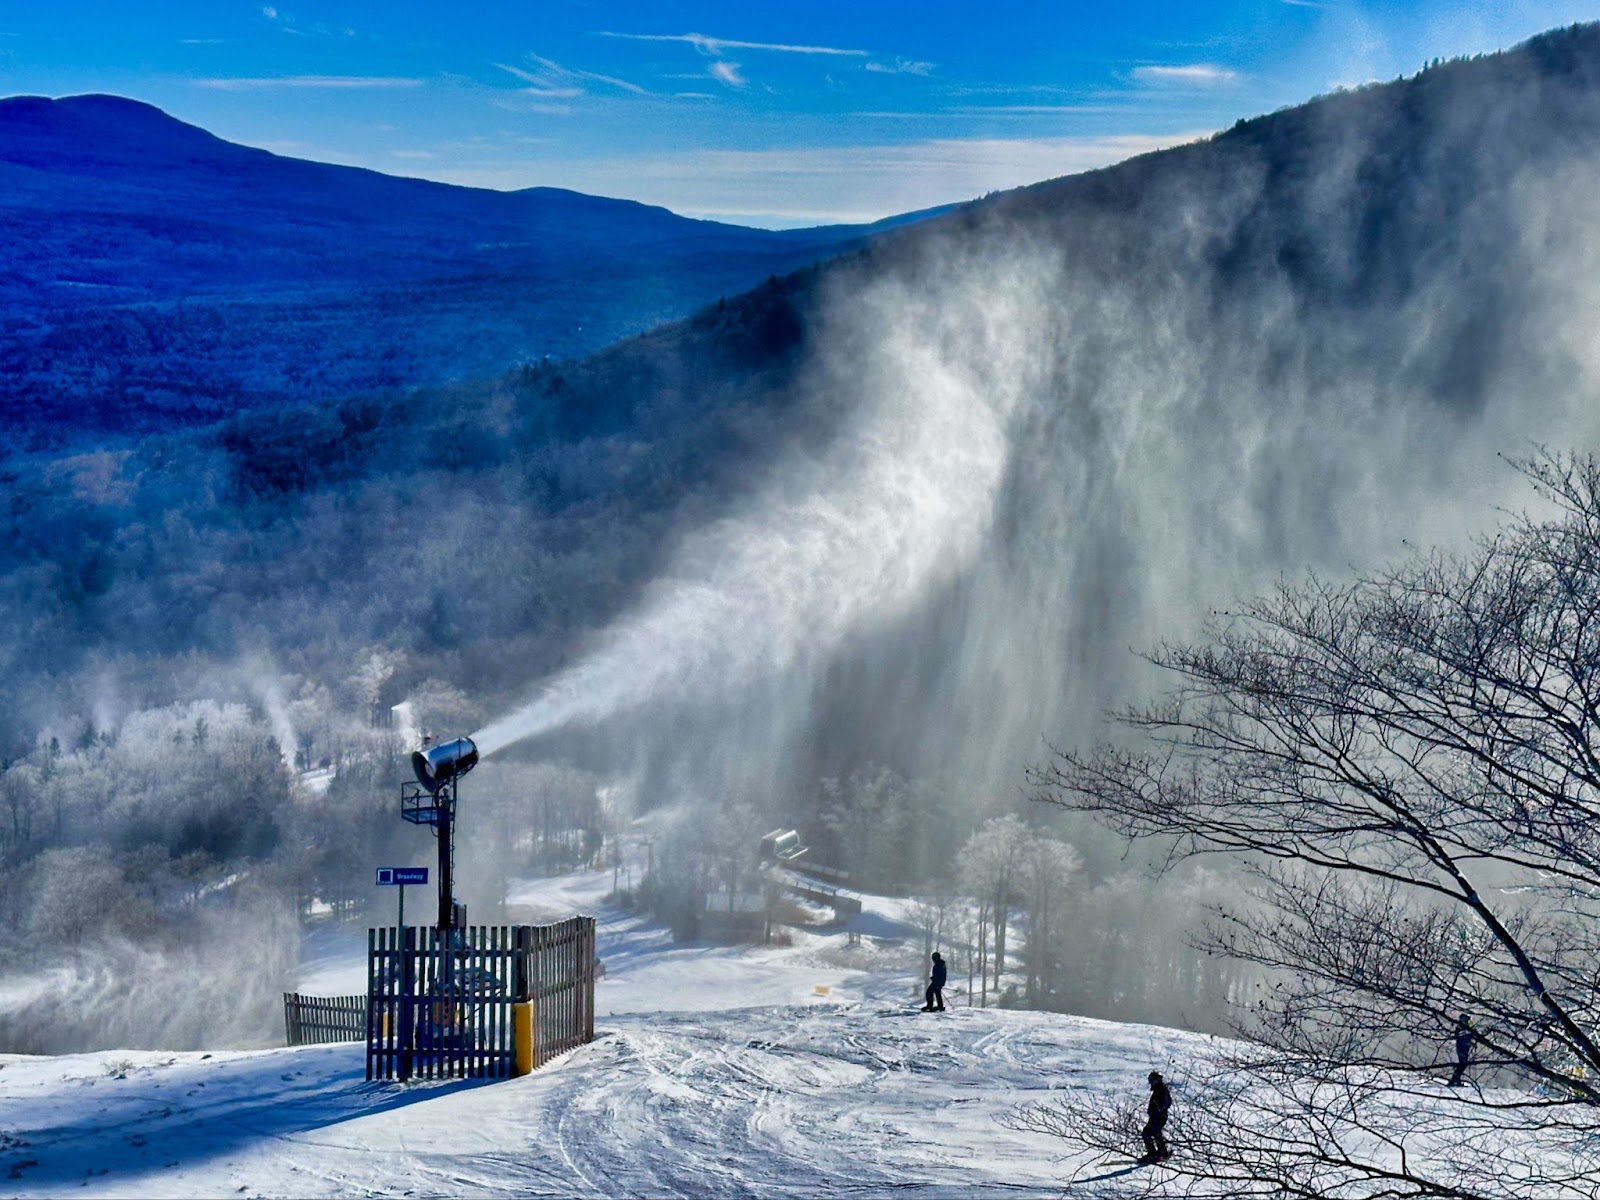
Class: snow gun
411,736,479,794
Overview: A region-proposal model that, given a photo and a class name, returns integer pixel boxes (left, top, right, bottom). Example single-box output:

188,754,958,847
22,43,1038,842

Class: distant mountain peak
0,91,210,130
0,92,233,170
52,92,176,117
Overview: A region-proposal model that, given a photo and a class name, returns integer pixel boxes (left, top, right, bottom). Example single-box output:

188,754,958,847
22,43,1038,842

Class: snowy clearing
0,870,1218,1197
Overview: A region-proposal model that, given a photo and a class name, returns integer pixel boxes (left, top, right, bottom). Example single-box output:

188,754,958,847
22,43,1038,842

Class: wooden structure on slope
365,917,596,1081
284,916,597,1083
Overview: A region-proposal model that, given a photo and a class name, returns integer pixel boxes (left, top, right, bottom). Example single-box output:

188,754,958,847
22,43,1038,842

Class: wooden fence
364,918,596,1081
525,916,596,1066
284,992,365,1045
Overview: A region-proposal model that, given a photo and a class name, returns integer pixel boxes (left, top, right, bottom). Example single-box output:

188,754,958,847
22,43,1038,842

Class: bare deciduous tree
909,884,958,960
1019,454,1600,1197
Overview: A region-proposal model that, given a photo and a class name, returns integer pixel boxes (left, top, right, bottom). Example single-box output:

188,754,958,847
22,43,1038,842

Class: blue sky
2,2,1595,226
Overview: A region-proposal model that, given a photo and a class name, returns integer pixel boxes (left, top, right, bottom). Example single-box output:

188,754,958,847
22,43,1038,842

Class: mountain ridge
0,92,901,449
0,92,770,234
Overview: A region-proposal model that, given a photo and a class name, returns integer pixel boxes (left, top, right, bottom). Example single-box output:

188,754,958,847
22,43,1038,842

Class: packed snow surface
0,871,1210,1197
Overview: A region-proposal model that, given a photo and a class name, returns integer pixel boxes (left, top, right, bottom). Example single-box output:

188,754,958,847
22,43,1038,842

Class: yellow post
513,1001,535,1076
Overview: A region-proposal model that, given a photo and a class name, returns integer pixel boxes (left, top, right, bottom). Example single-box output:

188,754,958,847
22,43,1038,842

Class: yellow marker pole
513,1001,535,1076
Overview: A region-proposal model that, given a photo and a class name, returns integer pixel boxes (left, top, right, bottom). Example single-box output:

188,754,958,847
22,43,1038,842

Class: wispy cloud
1130,63,1240,86
572,69,645,94
193,75,425,90
489,94,573,116
956,104,1121,114
496,54,646,97
259,6,355,38
496,63,580,98
847,105,1123,118
179,38,225,45
947,83,1079,98
428,130,1204,226
601,31,868,57
865,59,935,76
709,60,746,88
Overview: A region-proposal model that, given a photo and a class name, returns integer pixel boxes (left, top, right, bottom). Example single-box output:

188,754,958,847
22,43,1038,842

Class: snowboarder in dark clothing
1448,1014,1472,1086
1139,1071,1171,1163
922,952,947,1011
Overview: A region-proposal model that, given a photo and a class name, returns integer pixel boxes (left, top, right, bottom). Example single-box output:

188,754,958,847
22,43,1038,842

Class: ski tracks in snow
520,1002,1105,1197
0,1006,1196,1198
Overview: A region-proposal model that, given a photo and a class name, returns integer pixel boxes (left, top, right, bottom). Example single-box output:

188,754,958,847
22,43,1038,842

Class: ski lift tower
402,736,478,931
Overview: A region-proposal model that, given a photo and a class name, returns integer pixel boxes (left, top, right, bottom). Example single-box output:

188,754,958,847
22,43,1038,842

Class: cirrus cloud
865,58,936,76
709,60,746,88
601,31,868,57
497,54,646,97
1130,63,1240,87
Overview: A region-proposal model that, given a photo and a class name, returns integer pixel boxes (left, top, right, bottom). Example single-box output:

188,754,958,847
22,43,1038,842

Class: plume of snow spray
472,106,1600,795
472,252,1051,759
244,661,298,770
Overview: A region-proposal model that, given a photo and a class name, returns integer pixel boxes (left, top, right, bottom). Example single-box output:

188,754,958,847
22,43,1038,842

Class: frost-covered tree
28,845,124,952
819,765,912,890
701,798,769,912
1020,454,1600,1197
1013,834,1082,1008
959,814,1031,987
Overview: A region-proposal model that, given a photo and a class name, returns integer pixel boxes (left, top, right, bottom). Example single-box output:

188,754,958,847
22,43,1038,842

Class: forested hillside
0,94,887,448
4,24,1600,1051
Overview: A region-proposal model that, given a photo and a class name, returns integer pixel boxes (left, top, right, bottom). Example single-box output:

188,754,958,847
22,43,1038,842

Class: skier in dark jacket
1140,1071,1171,1163
1448,1014,1472,1086
922,952,947,1011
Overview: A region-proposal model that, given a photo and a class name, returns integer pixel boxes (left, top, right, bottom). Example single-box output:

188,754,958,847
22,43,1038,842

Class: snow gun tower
403,735,478,930
350,732,597,1083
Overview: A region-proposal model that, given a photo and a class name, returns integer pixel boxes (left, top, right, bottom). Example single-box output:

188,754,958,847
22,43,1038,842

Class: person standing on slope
922,952,947,1011
1448,1014,1472,1086
1139,1071,1172,1164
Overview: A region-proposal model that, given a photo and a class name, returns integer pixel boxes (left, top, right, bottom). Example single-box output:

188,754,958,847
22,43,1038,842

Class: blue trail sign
376,867,429,886
376,867,428,929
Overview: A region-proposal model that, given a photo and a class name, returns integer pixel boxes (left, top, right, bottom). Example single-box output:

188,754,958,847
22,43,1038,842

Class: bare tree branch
1024,451,1600,1194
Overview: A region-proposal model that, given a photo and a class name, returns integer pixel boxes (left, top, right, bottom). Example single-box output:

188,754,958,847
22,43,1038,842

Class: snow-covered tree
958,814,1030,988
819,765,913,891
1013,834,1081,1008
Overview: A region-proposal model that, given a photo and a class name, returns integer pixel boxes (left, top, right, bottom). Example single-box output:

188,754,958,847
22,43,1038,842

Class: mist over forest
4,24,1600,1053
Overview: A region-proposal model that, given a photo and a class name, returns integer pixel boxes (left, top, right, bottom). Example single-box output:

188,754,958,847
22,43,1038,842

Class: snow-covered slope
0,1011,1207,1198
302,869,922,1016
0,873,1213,1197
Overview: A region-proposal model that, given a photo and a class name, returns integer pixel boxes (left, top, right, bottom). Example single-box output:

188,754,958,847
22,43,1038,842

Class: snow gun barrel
411,736,479,794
